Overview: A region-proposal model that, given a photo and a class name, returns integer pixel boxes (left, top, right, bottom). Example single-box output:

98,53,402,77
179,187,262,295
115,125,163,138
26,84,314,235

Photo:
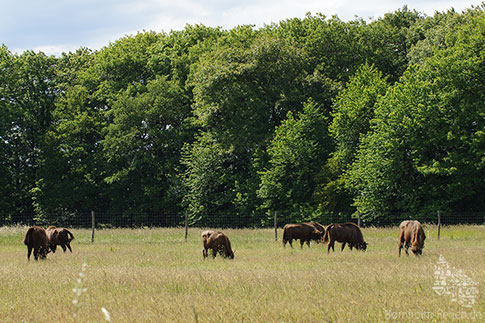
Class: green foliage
360,6,425,83
347,11,485,221
0,48,59,221
103,76,189,217
258,100,332,223
330,63,389,166
0,4,483,226
190,33,310,149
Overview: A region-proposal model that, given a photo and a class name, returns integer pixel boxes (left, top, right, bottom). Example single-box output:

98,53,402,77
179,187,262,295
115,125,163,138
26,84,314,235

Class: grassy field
0,225,483,322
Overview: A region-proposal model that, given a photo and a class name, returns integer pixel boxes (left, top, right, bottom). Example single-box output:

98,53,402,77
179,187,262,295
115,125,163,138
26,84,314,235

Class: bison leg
306,240,311,248
27,246,32,261
51,245,57,253
67,243,72,253
341,242,346,251
398,232,405,257
61,244,67,252
33,248,39,261
327,240,335,253
300,239,305,248
288,239,293,248
212,249,217,258
203,249,208,258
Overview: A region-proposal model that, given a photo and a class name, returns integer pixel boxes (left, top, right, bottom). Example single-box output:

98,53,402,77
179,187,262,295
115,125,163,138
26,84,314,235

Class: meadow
0,225,483,322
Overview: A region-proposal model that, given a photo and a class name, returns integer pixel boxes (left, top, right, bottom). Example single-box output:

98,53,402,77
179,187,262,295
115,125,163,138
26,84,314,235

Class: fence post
437,210,441,240
91,210,95,244
357,211,361,228
184,210,188,242
274,210,278,241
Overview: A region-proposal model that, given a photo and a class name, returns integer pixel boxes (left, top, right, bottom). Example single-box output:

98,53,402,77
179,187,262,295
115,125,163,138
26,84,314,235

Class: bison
282,223,324,248
23,226,49,261
201,230,234,259
46,226,74,253
304,222,326,243
323,222,367,253
398,220,425,256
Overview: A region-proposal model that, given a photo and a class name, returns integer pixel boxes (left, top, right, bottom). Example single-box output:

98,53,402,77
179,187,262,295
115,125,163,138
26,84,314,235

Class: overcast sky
1,0,479,56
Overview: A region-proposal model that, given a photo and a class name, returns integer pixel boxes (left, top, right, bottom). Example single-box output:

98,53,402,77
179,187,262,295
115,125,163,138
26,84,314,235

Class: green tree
32,48,107,222
330,63,389,166
102,76,189,222
0,46,17,221
347,9,485,222
360,6,425,83
258,100,332,223
0,49,59,222
185,31,330,224
407,5,484,65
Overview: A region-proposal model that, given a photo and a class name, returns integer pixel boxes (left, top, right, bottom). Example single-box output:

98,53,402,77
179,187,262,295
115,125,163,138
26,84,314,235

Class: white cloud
2,0,479,56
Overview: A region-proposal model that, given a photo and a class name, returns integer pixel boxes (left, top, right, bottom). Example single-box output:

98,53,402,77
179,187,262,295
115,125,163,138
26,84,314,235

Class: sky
1,0,479,56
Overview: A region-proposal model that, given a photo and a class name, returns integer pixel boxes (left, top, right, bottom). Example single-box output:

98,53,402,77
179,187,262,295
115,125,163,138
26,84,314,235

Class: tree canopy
1,5,483,226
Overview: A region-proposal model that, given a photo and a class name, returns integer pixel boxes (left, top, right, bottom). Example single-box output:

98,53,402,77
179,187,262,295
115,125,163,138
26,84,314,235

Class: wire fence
1,211,484,229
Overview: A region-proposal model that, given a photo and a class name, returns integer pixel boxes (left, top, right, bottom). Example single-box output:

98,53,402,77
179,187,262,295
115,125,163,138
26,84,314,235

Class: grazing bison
46,226,75,253
398,220,426,256
304,222,326,243
201,230,234,259
282,223,324,248
323,223,367,253
23,226,49,261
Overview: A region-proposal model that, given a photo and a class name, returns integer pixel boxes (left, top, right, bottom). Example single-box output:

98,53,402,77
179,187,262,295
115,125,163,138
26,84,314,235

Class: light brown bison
46,226,74,253
282,223,324,248
23,226,49,261
323,222,367,253
201,230,234,259
398,220,426,256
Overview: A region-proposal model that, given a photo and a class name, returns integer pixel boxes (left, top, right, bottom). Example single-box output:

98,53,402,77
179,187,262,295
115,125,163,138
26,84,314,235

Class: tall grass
0,225,483,322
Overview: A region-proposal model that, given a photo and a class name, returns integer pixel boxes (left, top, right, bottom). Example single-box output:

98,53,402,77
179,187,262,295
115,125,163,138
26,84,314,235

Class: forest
0,5,484,227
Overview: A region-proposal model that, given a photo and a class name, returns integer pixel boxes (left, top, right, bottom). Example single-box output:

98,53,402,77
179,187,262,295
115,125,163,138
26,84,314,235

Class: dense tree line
1,5,484,226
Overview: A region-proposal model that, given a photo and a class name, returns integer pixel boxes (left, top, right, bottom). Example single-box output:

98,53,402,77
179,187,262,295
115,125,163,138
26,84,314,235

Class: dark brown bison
282,223,324,248
201,230,234,259
304,222,326,243
323,222,367,253
398,220,426,256
23,226,49,261
46,226,74,253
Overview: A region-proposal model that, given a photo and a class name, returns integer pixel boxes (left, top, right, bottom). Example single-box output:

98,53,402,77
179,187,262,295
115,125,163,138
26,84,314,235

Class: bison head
411,246,423,255
356,241,368,251
225,249,235,259
39,246,50,259
311,229,324,241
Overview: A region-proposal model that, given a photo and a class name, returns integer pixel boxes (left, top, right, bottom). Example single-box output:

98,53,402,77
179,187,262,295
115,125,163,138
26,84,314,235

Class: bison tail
323,224,333,243
23,227,33,245
282,227,289,242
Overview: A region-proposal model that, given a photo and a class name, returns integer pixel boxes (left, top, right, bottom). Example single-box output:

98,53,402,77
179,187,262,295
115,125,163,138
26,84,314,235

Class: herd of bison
22,220,426,261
